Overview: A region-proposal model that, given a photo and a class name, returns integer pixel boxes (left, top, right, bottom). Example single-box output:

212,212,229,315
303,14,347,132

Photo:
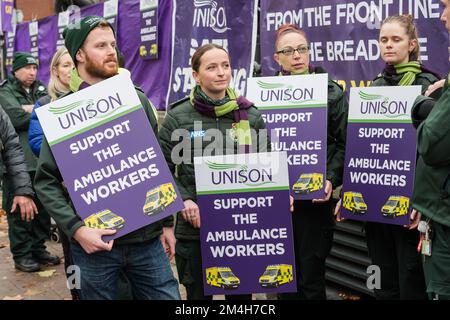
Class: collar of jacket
11,76,37,95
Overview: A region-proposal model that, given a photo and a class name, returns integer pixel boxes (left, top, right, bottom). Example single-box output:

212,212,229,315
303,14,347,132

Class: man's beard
85,55,118,79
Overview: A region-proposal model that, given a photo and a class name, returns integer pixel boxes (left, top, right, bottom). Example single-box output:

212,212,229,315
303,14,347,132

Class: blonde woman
28,46,73,156
27,47,76,298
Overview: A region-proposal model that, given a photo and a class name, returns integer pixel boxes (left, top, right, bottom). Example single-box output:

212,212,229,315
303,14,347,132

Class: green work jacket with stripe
0,77,47,172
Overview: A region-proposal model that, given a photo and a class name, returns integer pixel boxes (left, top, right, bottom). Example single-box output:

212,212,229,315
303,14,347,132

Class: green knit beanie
12,52,37,72
63,15,115,65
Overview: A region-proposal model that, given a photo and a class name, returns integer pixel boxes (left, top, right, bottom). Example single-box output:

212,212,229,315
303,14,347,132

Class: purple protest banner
195,152,297,296
36,16,57,85
118,0,172,109
341,86,421,225
103,0,119,35
56,11,69,50
247,74,328,200
6,0,172,109
260,0,449,90
138,0,159,60
167,0,258,105
4,23,15,75
14,22,30,52
78,1,103,18
35,73,184,240
1,0,13,33
28,21,39,64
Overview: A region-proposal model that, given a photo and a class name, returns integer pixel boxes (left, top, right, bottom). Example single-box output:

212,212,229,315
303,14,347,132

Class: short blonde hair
48,47,72,101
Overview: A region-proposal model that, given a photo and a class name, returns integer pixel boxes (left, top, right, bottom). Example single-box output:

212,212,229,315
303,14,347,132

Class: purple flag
167,0,258,105
260,0,449,89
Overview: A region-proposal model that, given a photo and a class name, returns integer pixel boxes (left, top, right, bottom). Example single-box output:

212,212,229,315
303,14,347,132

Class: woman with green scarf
336,15,439,299
273,24,349,300
159,44,275,300
367,15,439,300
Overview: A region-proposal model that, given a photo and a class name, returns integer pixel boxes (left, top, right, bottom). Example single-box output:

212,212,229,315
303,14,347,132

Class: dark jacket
159,97,270,240
372,70,438,94
0,106,34,197
412,75,450,227
34,86,173,244
0,77,47,172
28,95,52,156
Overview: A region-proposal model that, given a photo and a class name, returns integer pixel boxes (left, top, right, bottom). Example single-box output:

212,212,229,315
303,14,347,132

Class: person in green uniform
410,0,450,300
159,43,287,300
34,15,180,300
0,52,60,272
367,15,438,300
272,24,348,300
335,15,439,300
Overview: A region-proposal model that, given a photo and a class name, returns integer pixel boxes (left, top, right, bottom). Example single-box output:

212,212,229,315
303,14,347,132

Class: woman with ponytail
372,15,439,91
336,15,438,300
28,47,73,156
273,24,348,300
366,14,439,300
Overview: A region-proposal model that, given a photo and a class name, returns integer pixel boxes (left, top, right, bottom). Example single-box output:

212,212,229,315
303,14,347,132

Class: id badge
422,239,432,256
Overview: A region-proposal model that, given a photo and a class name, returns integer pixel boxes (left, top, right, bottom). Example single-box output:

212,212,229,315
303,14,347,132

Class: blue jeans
71,237,180,300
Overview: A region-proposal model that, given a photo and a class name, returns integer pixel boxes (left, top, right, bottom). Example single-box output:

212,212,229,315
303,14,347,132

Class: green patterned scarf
190,86,253,153
390,61,422,86
278,67,310,76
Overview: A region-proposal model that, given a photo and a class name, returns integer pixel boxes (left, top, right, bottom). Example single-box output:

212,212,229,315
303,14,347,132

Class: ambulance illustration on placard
259,264,294,288
142,182,177,216
381,195,410,219
292,173,323,194
343,191,368,215
84,209,125,230
205,267,240,290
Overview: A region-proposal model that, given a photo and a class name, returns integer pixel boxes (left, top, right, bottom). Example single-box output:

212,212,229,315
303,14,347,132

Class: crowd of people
0,0,450,301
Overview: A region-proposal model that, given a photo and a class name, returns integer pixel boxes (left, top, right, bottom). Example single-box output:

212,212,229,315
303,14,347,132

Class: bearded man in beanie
0,52,61,272
34,16,180,300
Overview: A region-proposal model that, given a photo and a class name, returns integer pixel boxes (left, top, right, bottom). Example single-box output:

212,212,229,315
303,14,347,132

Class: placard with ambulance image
259,264,294,288
84,209,125,230
292,173,323,195
342,191,368,215
381,195,409,219
340,86,420,225
142,182,177,216
205,267,240,290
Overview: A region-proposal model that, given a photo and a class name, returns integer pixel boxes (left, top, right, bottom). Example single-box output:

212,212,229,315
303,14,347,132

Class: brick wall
15,0,54,21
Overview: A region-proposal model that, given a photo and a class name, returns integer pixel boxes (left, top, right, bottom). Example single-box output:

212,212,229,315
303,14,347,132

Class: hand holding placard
182,199,200,228
73,226,116,254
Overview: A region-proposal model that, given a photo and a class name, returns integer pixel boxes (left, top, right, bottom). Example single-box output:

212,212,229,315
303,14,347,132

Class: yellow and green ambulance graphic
143,182,177,216
84,209,125,230
292,173,323,194
381,195,410,218
205,267,240,290
259,264,293,288
343,191,368,215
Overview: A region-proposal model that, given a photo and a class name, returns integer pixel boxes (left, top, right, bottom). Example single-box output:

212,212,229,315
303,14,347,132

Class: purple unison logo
207,161,274,186
192,0,230,33
257,80,315,104
50,93,125,130
358,91,408,118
